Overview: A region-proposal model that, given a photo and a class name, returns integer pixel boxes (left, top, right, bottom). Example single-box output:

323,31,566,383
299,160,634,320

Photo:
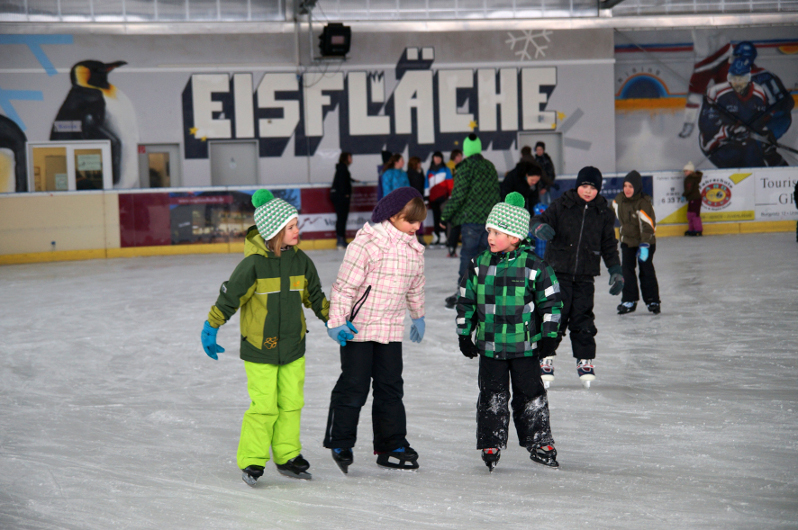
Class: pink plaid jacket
328,221,425,344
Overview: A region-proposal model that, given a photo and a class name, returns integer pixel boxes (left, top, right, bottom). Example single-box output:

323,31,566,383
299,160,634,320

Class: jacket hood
692,171,703,180
428,162,447,173
624,170,643,196
244,225,292,258
561,187,608,209
363,220,425,255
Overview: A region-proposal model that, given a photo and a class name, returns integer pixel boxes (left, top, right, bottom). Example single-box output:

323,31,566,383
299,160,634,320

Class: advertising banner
754,169,798,221
655,169,757,224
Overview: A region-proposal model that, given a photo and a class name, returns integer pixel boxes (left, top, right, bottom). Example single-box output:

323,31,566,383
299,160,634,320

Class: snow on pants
621,243,661,305
548,275,597,360
324,341,409,453
237,357,305,470
476,355,554,450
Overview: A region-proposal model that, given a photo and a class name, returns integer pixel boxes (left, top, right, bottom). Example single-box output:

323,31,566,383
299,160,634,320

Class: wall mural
615,28,798,172
181,48,561,161
0,115,28,193
50,60,140,188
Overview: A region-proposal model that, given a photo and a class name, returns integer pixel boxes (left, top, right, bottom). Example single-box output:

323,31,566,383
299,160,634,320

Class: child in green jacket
201,189,330,486
456,192,563,471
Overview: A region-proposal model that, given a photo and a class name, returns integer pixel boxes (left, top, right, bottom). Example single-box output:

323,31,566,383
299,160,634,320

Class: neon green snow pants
237,357,305,469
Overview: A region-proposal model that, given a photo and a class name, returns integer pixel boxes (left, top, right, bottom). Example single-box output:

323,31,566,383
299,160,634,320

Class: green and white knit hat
252,189,298,241
486,192,529,240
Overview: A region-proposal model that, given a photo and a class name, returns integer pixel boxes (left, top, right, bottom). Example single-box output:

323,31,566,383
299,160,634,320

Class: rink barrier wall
0,169,795,265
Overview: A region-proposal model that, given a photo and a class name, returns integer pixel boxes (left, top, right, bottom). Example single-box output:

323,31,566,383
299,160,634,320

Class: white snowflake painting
506,30,553,60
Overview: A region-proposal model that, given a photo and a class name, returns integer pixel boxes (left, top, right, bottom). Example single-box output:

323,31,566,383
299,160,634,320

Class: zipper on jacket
573,203,588,278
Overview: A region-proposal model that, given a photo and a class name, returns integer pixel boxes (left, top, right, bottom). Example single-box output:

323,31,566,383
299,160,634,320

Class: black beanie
624,170,642,196
575,166,603,193
371,187,423,223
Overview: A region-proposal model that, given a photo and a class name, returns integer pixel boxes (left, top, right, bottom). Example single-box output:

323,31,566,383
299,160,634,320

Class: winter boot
684,231,696,237
376,446,419,470
528,444,559,468
241,465,265,487
331,448,354,474
447,247,458,258
275,454,312,480
481,448,501,472
576,359,596,389
444,293,458,310
696,231,703,236
336,236,347,250
617,301,637,314
540,356,555,389
647,302,661,315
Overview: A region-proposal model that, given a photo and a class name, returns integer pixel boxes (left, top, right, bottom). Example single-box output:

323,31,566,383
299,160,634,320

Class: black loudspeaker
319,23,351,57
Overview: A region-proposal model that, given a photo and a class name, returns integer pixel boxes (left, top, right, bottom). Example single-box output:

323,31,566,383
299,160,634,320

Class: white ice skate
576,359,596,389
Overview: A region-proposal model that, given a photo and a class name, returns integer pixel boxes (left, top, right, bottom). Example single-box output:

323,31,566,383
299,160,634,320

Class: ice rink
2,232,797,529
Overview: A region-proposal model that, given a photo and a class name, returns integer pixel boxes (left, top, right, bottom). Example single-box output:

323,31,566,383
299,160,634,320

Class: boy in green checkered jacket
456,192,563,471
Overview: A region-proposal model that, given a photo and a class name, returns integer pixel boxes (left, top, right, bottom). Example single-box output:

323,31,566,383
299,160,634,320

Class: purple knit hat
371,187,423,223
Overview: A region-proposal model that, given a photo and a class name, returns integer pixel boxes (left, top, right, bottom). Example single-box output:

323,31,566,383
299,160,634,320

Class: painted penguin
50,60,140,188
0,115,28,192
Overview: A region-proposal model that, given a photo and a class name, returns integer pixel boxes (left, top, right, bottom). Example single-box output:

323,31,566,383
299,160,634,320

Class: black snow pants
332,197,350,241
476,355,554,450
323,341,409,453
621,243,661,305
543,275,597,360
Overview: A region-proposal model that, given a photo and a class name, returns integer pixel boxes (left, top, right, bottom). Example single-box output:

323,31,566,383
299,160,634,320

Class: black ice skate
331,448,354,474
275,454,312,480
647,302,661,314
376,446,419,470
528,444,559,468
617,301,637,314
241,465,264,487
481,448,501,472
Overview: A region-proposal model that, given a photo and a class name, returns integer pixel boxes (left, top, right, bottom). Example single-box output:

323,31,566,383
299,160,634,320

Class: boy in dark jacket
531,166,622,389
613,170,661,315
457,192,563,471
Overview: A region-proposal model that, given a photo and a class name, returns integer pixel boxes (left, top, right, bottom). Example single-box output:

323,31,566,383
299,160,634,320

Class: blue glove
201,321,225,360
327,321,358,346
410,317,425,343
638,243,650,262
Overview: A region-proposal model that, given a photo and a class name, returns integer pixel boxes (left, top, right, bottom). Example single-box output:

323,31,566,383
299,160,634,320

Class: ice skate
376,446,419,470
241,465,264,487
647,302,661,315
528,444,559,468
540,356,554,389
331,448,353,474
617,301,637,315
576,359,596,389
275,454,312,480
336,236,347,250
481,448,501,472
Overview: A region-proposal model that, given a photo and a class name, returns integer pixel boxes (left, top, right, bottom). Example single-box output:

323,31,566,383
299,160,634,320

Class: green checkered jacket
441,154,500,226
456,242,562,359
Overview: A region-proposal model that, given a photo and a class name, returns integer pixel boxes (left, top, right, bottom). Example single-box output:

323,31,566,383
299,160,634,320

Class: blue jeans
458,223,489,286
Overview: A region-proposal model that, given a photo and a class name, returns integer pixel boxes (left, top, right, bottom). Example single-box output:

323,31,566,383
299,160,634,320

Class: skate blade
333,461,350,475
276,468,312,480
242,472,259,487
376,458,420,471
543,380,551,389
581,380,592,389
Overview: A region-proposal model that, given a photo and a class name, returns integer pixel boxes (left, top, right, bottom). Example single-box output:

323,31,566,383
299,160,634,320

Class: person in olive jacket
201,190,330,486
613,170,661,315
530,166,622,389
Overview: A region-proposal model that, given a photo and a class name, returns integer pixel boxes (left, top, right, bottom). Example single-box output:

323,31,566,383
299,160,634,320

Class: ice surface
1,233,797,529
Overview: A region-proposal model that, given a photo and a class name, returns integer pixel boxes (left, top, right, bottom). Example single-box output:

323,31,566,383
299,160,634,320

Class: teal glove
608,265,624,296
201,321,225,360
638,243,650,262
532,223,555,241
410,317,425,343
327,321,358,347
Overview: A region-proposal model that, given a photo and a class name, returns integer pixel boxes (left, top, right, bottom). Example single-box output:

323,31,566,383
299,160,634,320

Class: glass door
27,141,113,192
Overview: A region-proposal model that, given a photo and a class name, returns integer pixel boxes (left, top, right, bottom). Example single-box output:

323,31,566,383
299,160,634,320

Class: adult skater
441,134,500,309
531,167,622,389
201,190,330,486
330,151,357,249
324,187,427,473
613,170,661,315
380,154,410,197
457,192,563,471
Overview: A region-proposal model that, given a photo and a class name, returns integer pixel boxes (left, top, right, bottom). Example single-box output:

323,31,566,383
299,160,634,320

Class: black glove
459,335,479,359
532,223,555,241
608,265,624,296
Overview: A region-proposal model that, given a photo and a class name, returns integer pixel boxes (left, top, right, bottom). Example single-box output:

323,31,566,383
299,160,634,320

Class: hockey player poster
615,27,798,172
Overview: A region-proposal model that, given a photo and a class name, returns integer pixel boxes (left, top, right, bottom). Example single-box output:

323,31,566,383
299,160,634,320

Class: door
209,141,258,187
138,144,182,188
518,132,563,177
28,141,113,191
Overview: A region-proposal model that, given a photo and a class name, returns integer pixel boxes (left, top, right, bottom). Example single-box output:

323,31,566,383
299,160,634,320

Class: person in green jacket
612,171,661,315
200,189,330,486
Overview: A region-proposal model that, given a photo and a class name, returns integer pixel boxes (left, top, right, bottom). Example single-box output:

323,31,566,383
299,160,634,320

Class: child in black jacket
530,166,622,389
